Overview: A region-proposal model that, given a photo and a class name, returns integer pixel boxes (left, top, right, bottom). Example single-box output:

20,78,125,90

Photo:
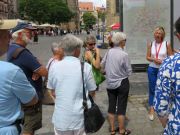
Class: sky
79,0,106,7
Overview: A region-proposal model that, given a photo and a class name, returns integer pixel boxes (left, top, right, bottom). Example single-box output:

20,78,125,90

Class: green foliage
82,12,96,29
19,0,74,24
98,11,106,22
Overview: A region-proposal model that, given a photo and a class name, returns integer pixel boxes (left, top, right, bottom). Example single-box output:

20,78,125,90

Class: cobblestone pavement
4,35,164,135
35,81,163,135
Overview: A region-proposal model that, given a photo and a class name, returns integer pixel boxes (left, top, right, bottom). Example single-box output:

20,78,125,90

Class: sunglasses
88,43,96,46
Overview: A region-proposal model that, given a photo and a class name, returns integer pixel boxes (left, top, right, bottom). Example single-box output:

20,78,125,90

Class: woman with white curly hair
101,32,132,135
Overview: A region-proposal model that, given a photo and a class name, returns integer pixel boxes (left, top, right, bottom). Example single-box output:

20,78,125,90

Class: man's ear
73,48,80,57
18,32,23,37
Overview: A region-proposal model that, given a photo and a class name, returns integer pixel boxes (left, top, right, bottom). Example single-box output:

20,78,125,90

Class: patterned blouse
154,52,180,135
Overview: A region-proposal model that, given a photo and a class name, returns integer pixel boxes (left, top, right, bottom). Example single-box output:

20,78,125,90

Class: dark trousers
107,78,129,115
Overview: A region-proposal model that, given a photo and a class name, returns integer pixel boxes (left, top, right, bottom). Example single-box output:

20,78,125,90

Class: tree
98,11,106,22
19,0,74,24
82,12,96,30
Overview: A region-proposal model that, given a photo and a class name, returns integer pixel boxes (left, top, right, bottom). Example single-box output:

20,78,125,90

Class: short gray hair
84,34,96,44
51,42,60,54
11,29,24,41
111,32,126,46
61,34,83,56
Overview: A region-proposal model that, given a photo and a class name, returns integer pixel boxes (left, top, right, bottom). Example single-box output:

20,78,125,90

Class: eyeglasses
88,43,96,46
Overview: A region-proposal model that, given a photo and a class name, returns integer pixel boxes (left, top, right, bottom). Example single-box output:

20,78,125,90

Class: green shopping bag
92,66,105,85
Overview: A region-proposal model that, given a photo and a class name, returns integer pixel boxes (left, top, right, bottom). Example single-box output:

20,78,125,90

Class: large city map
123,0,170,64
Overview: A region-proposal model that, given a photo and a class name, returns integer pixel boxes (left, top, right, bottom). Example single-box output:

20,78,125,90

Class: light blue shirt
0,61,36,135
47,56,96,131
154,53,180,135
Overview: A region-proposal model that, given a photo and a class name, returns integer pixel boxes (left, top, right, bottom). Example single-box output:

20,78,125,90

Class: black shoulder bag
81,61,105,133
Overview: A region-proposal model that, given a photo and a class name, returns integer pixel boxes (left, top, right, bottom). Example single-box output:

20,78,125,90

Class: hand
51,90,56,98
158,116,168,128
94,48,100,55
32,73,40,80
85,50,92,60
154,58,162,65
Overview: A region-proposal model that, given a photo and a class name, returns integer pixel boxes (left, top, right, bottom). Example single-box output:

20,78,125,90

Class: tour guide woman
146,26,173,121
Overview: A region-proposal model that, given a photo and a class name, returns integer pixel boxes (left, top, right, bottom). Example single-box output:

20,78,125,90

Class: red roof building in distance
79,2,94,11
95,5,106,12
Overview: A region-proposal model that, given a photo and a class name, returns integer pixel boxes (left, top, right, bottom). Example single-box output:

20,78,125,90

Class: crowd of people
0,17,180,135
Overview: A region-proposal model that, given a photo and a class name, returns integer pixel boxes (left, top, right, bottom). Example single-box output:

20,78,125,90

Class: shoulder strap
81,61,88,110
47,58,55,71
12,47,25,59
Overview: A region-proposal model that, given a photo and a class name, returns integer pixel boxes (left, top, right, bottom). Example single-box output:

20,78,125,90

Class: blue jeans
147,66,159,106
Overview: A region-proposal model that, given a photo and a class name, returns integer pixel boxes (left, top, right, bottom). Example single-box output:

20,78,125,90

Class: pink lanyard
155,42,162,59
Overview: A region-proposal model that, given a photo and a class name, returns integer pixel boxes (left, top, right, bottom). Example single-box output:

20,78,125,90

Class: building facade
106,0,119,27
79,2,94,27
0,0,18,19
64,0,79,30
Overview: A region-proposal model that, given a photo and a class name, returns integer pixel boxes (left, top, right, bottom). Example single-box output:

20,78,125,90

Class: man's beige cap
0,19,19,30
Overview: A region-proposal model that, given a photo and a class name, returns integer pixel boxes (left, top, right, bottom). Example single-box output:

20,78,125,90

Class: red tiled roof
79,2,93,11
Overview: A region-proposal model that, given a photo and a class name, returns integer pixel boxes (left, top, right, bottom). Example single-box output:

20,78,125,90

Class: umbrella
111,23,120,30
39,23,52,27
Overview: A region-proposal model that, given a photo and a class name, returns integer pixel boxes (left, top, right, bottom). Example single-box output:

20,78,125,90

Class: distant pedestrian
153,17,180,135
47,34,96,135
0,20,38,135
146,26,173,121
7,22,48,135
33,30,38,44
101,32,132,135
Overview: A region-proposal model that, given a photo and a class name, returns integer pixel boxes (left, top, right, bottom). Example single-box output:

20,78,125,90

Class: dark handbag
42,58,55,105
81,61,105,133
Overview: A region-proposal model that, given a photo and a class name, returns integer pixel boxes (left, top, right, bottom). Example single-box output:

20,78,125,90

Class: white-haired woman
101,32,132,135
46,42,63,69
44,43,63,102
146,26,173,121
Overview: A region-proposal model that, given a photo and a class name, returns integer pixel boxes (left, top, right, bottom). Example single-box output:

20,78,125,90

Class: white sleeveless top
149,41,167,68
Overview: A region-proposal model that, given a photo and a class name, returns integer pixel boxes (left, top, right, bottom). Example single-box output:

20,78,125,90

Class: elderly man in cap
7,22,48,135
0,20,38,135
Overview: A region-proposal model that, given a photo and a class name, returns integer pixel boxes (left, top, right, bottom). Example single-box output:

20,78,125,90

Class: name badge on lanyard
155,42,162,59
